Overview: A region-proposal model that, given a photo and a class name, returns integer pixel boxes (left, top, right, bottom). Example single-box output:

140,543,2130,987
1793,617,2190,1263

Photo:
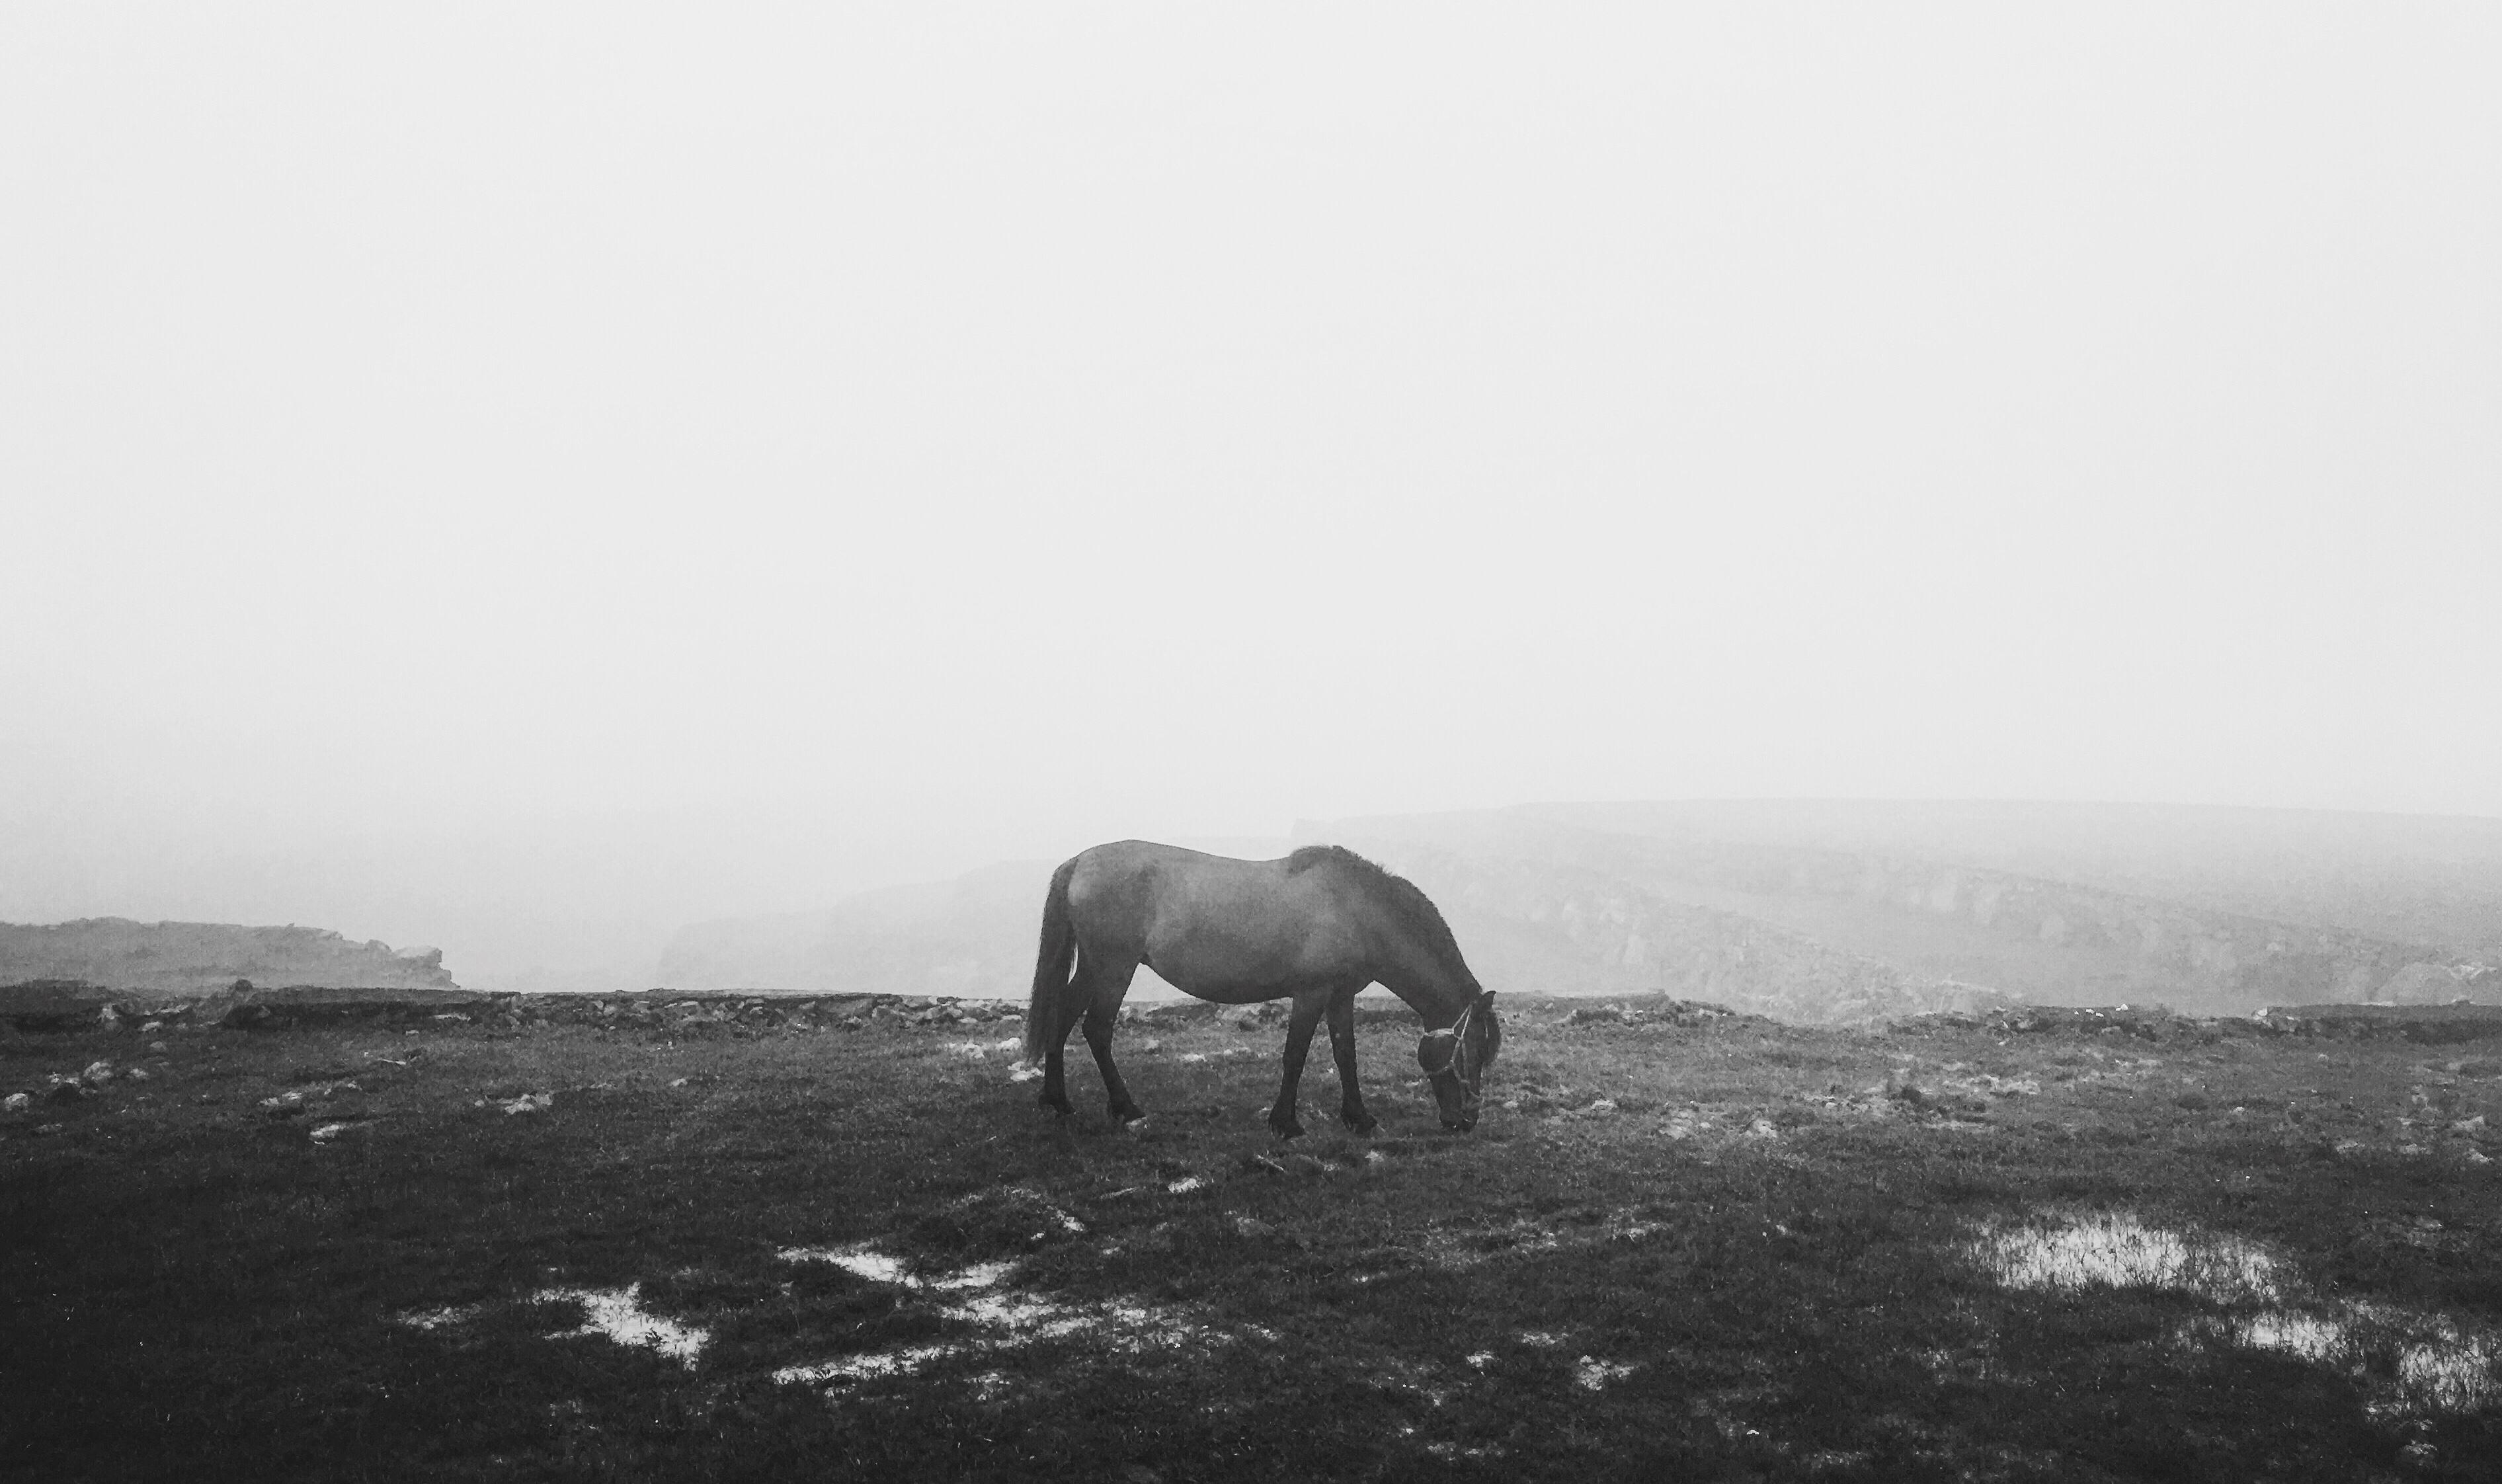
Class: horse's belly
1143,922,1365,1003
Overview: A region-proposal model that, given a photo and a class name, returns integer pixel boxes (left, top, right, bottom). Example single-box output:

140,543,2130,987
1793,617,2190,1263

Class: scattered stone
2452,1115,2487,1136
1234,1216,1276,1239
3,1092,28,1113
148,1042,169,1054
80,1061,114,1085
32,1122,63,1136
309,1120,369,1143
261,1090,308,1116
125,1068,150,1081
487,1092,553,1115
139,1020,163,1034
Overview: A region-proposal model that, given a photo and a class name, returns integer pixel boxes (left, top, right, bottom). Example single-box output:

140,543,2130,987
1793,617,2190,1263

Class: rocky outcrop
0,919,460,1001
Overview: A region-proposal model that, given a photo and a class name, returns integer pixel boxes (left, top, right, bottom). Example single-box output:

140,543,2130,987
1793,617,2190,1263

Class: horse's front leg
1325,987,1377,1134
1268,992,1328,1138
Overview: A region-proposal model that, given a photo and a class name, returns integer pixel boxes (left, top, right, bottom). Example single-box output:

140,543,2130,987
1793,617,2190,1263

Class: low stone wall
15,978,2501,1046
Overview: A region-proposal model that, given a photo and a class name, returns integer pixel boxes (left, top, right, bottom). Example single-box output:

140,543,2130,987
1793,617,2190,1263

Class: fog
4,5,2497,990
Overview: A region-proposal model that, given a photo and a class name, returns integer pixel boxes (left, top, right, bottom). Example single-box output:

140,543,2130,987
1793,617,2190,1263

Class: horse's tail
1024,856,1080,1064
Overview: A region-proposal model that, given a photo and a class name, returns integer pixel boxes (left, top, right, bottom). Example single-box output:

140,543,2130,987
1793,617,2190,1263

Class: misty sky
5,5,2497,988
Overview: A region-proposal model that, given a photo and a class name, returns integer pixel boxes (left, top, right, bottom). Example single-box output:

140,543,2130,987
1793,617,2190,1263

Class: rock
44,1079,89,1105
489,1092,552,1115
139,1021,163,1034
126,1068,150,1081
97,1006,122,1030
32,1122,63,1136
309,1120,368,1143
81,1061,114,1084
3,1092,29,1113
148,1042,169,1054
1233,1216,1275,1239
260,1090,308,1117
2452,1115,2487,1135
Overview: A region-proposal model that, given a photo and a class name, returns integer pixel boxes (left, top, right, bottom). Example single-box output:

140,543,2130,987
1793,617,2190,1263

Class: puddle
2210,1304,2501,1415
538,1284,707,1367
776,1245,1016,1292
1575,1356,1636,1390
1967,1212,2283,1304
1970,1210,2500,1417
770,1245,1235,1389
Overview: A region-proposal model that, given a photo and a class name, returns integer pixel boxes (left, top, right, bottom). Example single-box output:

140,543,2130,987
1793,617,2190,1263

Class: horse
1025,841,1502,1135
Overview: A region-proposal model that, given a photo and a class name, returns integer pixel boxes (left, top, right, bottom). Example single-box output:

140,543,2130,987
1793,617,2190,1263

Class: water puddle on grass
2201,1304,2501,1416
1967,1211,2500,1417
770,1245,1238,1389
1968,1212,2284,1304
776,1244,1017,1292
538,1284,707,1367
1575,1356,1636,1391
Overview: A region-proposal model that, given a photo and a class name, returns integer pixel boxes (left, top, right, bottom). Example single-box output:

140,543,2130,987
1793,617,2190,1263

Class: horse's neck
1367,913,1474,1028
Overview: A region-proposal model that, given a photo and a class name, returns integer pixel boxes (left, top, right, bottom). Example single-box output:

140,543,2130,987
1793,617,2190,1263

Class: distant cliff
648,804,2497,1024
0,919,459,997
1311,808,2488,1019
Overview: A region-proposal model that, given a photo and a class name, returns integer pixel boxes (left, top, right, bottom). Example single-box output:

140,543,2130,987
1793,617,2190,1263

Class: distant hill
0,918,459,997
652,804,2499,1023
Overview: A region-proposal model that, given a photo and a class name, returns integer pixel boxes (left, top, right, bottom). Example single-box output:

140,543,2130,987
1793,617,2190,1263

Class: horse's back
1062,841,1366,999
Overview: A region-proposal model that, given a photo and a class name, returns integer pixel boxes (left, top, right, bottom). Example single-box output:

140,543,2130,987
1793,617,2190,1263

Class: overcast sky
4,5,2497,986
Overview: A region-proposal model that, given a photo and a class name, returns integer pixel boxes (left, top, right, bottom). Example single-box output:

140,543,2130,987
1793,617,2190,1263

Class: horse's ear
1480,992,1496,1007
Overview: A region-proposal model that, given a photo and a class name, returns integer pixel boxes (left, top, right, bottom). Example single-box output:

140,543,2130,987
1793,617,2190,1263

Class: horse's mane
1286,845,1480,993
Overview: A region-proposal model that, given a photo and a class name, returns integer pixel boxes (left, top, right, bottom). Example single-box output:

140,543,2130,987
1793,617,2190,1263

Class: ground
5,1000,2501,1482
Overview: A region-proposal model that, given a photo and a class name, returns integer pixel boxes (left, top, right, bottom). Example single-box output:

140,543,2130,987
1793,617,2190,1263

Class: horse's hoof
1268,1119,1305,1140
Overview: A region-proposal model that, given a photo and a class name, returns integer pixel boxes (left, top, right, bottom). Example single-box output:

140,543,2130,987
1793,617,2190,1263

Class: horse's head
1416,991,1501,1132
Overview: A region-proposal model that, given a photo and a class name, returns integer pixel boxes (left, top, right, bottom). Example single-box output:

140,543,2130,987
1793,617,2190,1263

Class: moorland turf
4,1000,2499,1482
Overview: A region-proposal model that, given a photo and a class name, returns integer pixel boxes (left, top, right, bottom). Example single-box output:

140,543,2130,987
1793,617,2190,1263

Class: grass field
6,999,2501,1481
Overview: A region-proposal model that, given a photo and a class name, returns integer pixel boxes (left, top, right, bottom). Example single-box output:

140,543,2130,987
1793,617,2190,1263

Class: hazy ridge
0,918,458,996
657,802,2497,1022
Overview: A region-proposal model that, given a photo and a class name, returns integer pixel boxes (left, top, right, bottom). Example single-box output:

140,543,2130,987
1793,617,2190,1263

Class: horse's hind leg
1076,951,1146,1124
1325,986,1378,1135
1039,978,1083,1116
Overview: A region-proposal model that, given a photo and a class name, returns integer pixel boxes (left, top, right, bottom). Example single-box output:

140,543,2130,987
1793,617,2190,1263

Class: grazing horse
1026,841,1502,1135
